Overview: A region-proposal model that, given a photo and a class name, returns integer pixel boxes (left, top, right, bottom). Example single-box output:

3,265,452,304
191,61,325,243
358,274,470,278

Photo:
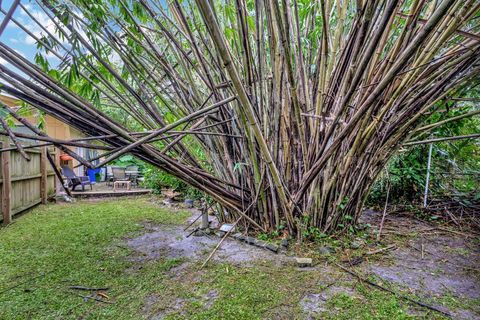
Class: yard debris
77,293,113,304
230,233,279,253
68,286,109,291
265,243,279,253
184,199,194,208
97,292,110,300
162,189,181,201
68,285,112,304
201,217,242,268
296,257,313,268
219,223,235,233
366,244,396,255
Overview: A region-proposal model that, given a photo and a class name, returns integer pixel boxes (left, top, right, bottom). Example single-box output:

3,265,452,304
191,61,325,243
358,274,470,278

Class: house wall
1,94,86,175
44,115,72,141
1,95,105,178
0,95,20,108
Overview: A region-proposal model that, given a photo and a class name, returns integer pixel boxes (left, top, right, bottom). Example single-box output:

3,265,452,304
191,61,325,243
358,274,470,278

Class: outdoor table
114,180,131,191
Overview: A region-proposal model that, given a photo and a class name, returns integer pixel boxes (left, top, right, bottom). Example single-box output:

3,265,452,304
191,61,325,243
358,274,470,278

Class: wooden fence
1,139,57,224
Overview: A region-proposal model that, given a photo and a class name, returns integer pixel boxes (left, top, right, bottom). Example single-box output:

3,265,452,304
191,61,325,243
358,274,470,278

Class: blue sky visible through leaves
1,0,60,65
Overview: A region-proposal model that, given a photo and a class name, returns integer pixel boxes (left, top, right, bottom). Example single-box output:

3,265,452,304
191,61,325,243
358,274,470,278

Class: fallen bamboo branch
0,270,53,296
76,293,113,304
0,116,31,160
403,133,480,146
68,286,109,291
365,244,396,255
184,213,203,231
46,150,72,198
334,263,452,318
377,179,391,241
200,217,241,268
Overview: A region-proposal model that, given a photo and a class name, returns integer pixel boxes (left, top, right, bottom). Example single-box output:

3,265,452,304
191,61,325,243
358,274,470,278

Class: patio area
69,182,152,198
60,164,152,198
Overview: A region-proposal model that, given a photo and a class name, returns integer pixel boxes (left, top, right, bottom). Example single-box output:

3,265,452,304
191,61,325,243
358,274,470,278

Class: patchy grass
158,264,315,320
317,278,453,320
322,285,418,320
0,198,477,319
0,197,189,319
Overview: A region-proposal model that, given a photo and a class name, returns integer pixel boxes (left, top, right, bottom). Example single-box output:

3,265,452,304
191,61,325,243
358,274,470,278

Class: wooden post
201,207,209,229
423,143,433,208
40,146,48,204
1,140,12,225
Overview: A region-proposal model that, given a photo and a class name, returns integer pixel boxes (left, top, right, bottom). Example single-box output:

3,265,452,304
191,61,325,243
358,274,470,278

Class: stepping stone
265,243,279,253
296,257,313,268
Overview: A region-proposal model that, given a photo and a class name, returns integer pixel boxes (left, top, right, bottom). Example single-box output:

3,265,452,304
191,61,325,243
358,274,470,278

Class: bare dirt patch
360,210,480,319
126,210,292,266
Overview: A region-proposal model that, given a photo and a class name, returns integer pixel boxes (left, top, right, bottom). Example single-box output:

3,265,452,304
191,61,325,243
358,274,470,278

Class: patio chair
125,165,140,186
61,166,92,191
112,167,128,182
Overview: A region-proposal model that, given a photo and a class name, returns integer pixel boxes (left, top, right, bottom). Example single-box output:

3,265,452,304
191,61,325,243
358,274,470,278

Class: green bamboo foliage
0,0,479,236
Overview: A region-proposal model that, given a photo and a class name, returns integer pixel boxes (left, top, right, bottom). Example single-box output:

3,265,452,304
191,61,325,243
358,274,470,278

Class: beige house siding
0,95,20,108
1,94,87,175
44,116,72,141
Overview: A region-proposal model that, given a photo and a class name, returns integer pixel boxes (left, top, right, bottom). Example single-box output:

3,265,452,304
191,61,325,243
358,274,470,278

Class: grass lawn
0,197,464,319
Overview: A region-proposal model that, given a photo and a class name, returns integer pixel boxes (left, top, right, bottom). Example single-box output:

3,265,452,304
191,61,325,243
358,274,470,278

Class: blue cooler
87,168,101,183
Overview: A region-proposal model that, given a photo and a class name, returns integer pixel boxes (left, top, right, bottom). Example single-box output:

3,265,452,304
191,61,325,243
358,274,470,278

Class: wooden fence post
40,146,48,204
55,148,60,195
1,139,12,225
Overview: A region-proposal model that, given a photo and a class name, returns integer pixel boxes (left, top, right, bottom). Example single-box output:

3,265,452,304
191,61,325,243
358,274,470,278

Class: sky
1,0,60,66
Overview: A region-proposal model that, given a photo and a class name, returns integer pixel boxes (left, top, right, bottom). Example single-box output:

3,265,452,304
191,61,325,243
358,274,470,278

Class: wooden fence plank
1,139,11,225
0,142,56,223
40,146,47,204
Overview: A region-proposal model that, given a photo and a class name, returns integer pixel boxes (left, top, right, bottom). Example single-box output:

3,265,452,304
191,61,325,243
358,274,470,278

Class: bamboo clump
0,0,478,236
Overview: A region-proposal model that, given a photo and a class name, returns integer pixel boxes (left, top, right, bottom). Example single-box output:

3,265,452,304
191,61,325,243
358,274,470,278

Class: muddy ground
126,210,292,267
125,205,480,319
358,210,480,319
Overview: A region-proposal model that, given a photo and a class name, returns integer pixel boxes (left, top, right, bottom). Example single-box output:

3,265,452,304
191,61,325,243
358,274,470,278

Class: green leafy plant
143,165,202,199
